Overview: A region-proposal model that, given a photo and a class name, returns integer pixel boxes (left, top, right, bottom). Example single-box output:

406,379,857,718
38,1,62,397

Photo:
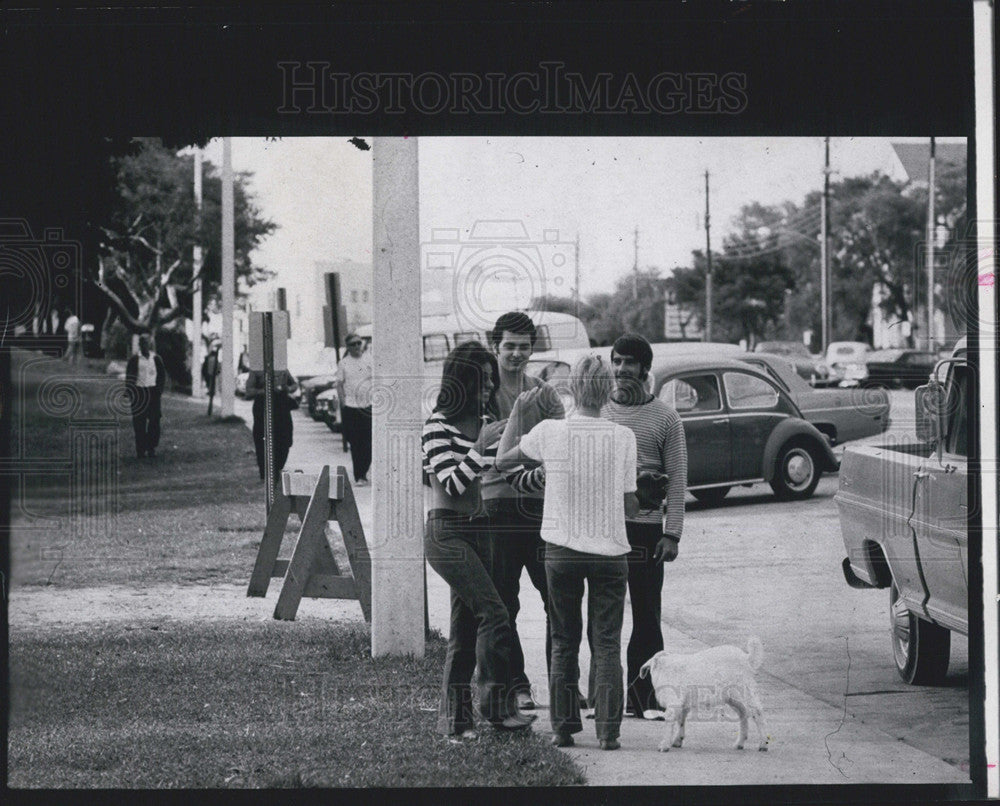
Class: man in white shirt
63,309,81,364
125,334,166,458
335,333,373,485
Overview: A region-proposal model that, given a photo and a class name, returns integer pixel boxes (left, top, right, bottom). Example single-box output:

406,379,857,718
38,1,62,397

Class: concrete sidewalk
238,404,967,786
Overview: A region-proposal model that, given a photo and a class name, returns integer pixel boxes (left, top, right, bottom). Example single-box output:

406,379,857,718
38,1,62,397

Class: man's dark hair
611,333,653,374
490,311,536,350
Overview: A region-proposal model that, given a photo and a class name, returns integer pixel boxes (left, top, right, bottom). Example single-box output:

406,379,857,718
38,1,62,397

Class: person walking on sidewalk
601,333,687,718
245,367,298,483
497,354,639,750
125,334,166,458
63,309,81,365
202,339,221,416
335,333,373,486
422,341,536,738
482,312,565,711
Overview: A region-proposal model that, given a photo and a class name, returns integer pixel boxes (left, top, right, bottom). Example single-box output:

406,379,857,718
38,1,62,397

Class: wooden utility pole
632,226,639,300
927,137,936,350
704,170,713,342
820,138,831,353
573,232,580,310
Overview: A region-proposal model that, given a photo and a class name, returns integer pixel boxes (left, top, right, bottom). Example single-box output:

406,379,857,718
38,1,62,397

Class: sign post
249,310,290,514
263,312,275,513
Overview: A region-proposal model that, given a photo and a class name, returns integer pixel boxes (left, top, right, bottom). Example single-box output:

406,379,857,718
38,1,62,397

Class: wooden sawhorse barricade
247,465,371,621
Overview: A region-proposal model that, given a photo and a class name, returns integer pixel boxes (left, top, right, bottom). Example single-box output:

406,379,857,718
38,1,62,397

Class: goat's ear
639,661,651,679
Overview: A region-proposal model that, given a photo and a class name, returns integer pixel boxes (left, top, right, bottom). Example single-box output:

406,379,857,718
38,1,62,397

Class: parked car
824,341,870,386
300,373,339,420
529,353,839,503
754,340,830,385
835,338,969,684
739,352,890,445
863,348,938,390
649,356,839,502
315,387,342,432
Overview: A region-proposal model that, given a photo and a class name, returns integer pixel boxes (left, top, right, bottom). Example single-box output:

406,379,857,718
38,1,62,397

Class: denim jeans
545,543,627,742
484,497,550,696
586,521,665,715
424,509,515,734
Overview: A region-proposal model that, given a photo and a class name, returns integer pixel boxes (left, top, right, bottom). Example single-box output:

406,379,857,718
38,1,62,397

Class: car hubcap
784,449,814,489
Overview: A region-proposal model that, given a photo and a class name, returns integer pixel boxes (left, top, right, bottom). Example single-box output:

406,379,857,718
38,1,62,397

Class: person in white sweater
497,354,639,750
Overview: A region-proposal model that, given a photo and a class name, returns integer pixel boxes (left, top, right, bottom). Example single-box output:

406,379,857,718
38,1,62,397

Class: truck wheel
769,441,820,500
890,581,951,684
692,486,730,504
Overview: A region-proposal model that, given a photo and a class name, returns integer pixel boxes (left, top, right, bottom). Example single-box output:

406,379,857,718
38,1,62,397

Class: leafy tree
94,137,276,335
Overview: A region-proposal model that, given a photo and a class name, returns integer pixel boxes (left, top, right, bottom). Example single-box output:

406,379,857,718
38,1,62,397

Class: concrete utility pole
220,137,235,417
704,170,713,342
927,136,936,351
820,138,831,353
371,137,424,658
192,148,204,399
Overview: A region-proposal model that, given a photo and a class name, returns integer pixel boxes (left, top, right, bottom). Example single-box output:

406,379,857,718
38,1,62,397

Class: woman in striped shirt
423,341,536,737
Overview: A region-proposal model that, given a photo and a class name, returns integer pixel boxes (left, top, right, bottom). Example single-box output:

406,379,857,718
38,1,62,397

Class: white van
354,309,590,363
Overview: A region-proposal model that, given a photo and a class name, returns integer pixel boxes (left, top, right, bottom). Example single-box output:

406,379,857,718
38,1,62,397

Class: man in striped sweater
601,333,688,718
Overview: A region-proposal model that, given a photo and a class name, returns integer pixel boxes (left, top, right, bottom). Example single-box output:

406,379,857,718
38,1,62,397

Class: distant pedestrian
335,333,373,486
63,309,81,365
202,340,221,416
245,367,298,484
237,346,251,374
125,334,166,458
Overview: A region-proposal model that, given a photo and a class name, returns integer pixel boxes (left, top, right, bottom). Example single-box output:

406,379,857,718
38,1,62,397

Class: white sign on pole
248,311,289,371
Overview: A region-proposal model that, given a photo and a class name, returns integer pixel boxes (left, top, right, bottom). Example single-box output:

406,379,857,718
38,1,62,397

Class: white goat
639,637,769,752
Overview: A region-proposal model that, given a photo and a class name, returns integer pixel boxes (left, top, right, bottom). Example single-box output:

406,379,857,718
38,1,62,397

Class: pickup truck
834,338,971,684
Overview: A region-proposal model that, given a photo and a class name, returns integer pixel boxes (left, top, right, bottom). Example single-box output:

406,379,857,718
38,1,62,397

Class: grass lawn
9,349,586,787
10,349,275,588
9,621,584,788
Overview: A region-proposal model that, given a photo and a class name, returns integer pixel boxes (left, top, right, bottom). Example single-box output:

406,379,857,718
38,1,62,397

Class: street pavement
232,392,970,786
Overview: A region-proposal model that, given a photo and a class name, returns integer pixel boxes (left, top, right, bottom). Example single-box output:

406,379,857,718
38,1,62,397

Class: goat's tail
745,636,764,671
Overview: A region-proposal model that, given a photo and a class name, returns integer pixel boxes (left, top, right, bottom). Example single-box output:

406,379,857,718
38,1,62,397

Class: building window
362,290,369,303
351,290,358,303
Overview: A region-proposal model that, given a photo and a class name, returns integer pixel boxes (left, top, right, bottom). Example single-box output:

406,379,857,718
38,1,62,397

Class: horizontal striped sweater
421,412,498,497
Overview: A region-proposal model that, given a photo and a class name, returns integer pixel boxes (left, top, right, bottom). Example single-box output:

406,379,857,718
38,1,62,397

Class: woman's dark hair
434,340,499,420
611,332,653,376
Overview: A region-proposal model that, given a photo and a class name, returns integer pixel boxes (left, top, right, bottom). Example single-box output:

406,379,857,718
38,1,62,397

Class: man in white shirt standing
335,333,373,486
63,309,81,365
125,334,166,458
